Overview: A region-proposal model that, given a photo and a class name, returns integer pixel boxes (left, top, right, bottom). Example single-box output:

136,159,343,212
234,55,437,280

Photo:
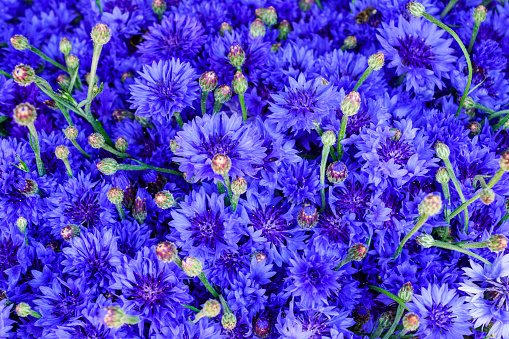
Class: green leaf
180,304,200,312
368,285,410,311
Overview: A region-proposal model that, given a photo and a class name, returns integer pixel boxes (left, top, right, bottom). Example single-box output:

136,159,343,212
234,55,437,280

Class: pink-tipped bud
91,23,111,45
97,158,119,175
55,145,69,160
228,42,246,69
17,217,27,233
155,190,176,209
407,2,425,18
221,312,237,330
10,35,29,50
297,204,319,229
488,234,508,252
343,36,357,50
278,20,291,40
59,37,72,55
348,244,367,261
500,151,509,172
115,137,128,153
480,188,495,205
15,302,32,317
434,141,450,160
368,53,385,71
231,177,247,195
341,91,361,116
398,282,414,302
12,64,35,86
298,0,314,11
182,257,203,277
199,71,218,92
61,224,81,241
155,241,178,262
473,5,487,23
232,71,248,94
88,133,105,149
250,18,266,38
327,162,348,184
107,187,124,205
214,85,233,104
152,0,167,16
402,312,420,331
418,194,442,216
13,103,37,126
211,154,232,175
64,126,78,140
220,22,233,37
66,55,79,69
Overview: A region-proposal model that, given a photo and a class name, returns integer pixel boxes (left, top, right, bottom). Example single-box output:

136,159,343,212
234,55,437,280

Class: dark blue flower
226,271,268,319
277,159,322,205
129,59,199,122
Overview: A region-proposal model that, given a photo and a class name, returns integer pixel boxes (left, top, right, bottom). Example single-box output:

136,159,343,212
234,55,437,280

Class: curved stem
70,140,91,159
496,213,509,228
28,46,68,73
443,158,468,231
86,44,102,101
201,91,208,116
353,67,373,91
118,162,183,176
382,305,405,339
0,70,12,78
394,214,429,259
422,12,472,118
368,286,410,311
370,324,385,339
315,0,322,9
231,194,240,212
494,113,509,131
115,203,125,220
457,240,488,249
440,0,459,20
336,115,349,160
239,93,247,122
468,22,480,55
62,159,73,177
488,109,509,120
432,239,492,265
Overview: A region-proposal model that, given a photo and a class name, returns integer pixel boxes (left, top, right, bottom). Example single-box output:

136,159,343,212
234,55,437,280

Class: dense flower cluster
1,0,509,338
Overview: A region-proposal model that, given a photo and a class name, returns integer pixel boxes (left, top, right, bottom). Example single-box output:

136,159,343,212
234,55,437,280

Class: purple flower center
216,251,246,273
201,134,239,158
307,269,321,284
425,302,454,330
317,211,350,244
395,35,435,69
189,209,225,248
50,291,81,321
103,0,138,13
0,237,19,272
334,181,372,218
377,138,414,165
133,273,166,304
283,87,318,116
63,195,101,227
248,206,290,247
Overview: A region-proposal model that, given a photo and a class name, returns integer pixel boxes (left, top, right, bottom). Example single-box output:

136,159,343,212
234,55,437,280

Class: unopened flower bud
12,64,35,86
152,0,167,16
97,158,119,175
368,53,385,71
298,0,314,11
278,20,291,40
255,8,266,18
416,233,435,248
378,311,394,328
321,130,337,147
418,194,442,216
103,306,140,328
115,137,128,153
262,6,277,26
402,312,420,331
169,139,179,153
112,109,134,122
55,145,69,160
21,179,38,196
327,161,348,184
341,91,361,116
231,177,247,195
11,35,30,51
228,42,245,69
348,244,367,261
61,224,80,241
353,305,370,325
271,43,281,52
343,36,357,50
59,38,72,55
474,5,487,23
297,204,319,229
156,241,178,262
107,187,124,205
398,282,414,303
88,133,105,149
251,252,267,263
463,96,475,109
66,55,79,69
499,151,509,172
435,167,450,184
155,190,176,209
17,217,27,233
133,196,147,224
220,22,233,37
232,71,248,94
434,141,450,160
85,72,99,86
121,72,134,84
182,257,203,277
57,74,70,87
253,317,271,338
13,103,37,126
221,312,237,330
407,2,425,18
44,100,57,110
199,71,218,92
91,23,111,45
211,154,232,175
214,85,233,104
480,188,495,205
196,299,221,320
250,18,266,38
15,302,32,317
64,126,78,140
467,121,481,136
390,128,402,141
488,234,508,252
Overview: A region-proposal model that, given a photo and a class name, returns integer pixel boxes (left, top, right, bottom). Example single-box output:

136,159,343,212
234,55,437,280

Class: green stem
173,255,183,270
394,214,429,259
319,144,329,213
315,0,323,9
481,0,493,6
24,229,28,246
422,12,472,118
124,315,140,325
496,213,509,227
115,203,125,220
62,159,73,177
488,109,509,120
198,272,219,299
217,182,225,194
70,140,91,159
334,256,352,271
96,0,103,14
431,239,492,265
213,101,222,114
231,194,240,212
28,46,68,73
219,294,233,314
174,112,184,129
118,163,183,176
441,182,451,218
494,113,509,131
336,115,349,160
468,22,480,54
0,70,12,78
102,144,129,158
86,44,103,103
222,174,233,201
443,158,468,231
367,286,410,311
27,123,46,177
457,240,488,249
370,325,385,339
201,91,209,116
239,93,247,122
440,0,460,20
382,305,405,339
447,169,505,221
353,67,373,91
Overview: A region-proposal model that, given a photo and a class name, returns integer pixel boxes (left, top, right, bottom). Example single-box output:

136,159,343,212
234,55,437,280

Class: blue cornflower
0,300,14,337
267,73,339,134
459,255,509,339
378,0,441,22
111,219,155,258
286,249,342,309
408,284,471,339
473,39,507,71
173,112,266,182
169,187,243,263
226,271,268,319
62,228,123,289
111,246,192,332
277,159,322,205
205,248,249,289
129,59,199,122
157,315,224,339
0,228,30,290
138,13,206,64
377,16,457,97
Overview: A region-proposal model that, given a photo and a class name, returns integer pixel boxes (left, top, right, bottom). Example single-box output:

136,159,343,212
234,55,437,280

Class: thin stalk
431,239,492,265
441,182,451,218
118,163,183,176
114,203,125,220
102,145,129,158
440,0,460,20
353,67,373,91
319,144,330,213
95,0,103,14
494,113,509,131
382,305,405,339
27,123,46,176
239,93,247,122
496,213,509,227
443,158,468,231
0,70,12,78
24,229,28,246
422,12,472,117
468,22,481,54
367,286,410,311
62,159,73,177
231,194,240,212
70,140,91,159
174,112,184,129
28,46,68,73
488,109,509,120
222,174,233,201
394,214,429,259
219,294,233,314
201,91,209,115
370,324,385,339
315,0,323,9
213,101,222,114
86,44,103,102
475,103,496,115
336,115,349,160
198,272,219,299
334,256,352,271
457,240,488,249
